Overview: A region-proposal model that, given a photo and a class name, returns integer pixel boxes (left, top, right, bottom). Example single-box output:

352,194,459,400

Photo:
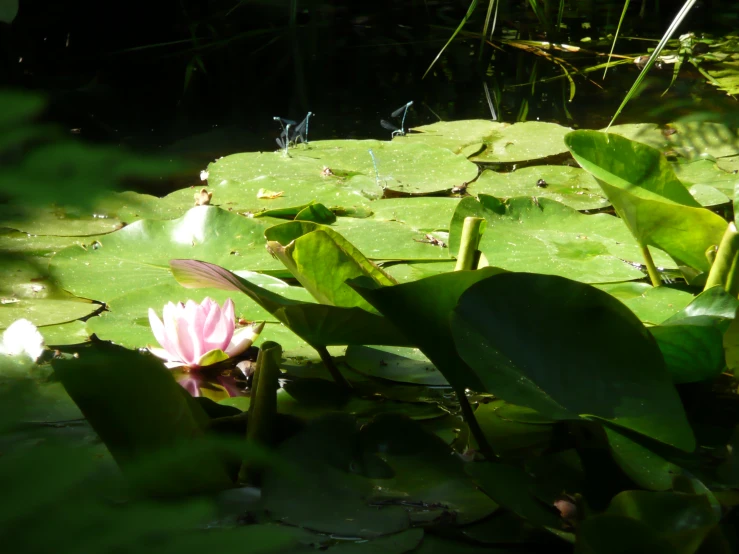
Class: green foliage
4,100,739,552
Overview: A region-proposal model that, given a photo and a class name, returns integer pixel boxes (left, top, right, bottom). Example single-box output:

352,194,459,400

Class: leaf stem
457,388,495,460
316,345,352,391
241,341,282,483
455,217,486,271
640,244,661,287
704,222,739,294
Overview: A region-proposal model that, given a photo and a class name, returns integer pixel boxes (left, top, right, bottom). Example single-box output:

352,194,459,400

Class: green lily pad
261,414,410,538
673,158,739,198
345,346,448,386
0,204,126,237
607,490,720,551
688,184,731,207
297,139,479,195
361,414,499,525
566,131,727,272
469,121,572,163
576,515,677,554
465,462,563,529
322,529,424,554
0,253,101,329
717,154,739,173
382,261,457,283
370,198,461,231
267,218,452,262
165,150,379,214
0,298,99,330
602,423,683,491
49,206,283,304
667,120,739,160
400,120,507,155
451,273,695,450
329,218,452,261
475,400,554,458
605,123,670,151
40,320,90,346
449,195,676,284
471,166,610,211
595,283,694,325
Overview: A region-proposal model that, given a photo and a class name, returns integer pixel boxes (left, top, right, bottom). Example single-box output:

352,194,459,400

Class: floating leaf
449,195,676,284
469,121,572,163
471,166,610,211
345,346,448,386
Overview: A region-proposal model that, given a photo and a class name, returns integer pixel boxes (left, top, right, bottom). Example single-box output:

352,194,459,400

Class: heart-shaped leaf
451,272,694,450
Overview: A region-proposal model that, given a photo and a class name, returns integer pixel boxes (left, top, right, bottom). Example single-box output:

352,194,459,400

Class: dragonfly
274,111,313,153
380,101,413,138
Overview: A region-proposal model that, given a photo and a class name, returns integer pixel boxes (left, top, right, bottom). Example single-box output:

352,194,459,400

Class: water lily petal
147,345,177,361
201,297,233,352
175,300,204,365
226,321,265,357
148,308,180,361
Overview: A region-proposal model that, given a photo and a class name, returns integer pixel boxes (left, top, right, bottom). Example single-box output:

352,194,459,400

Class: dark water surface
2,0,737,193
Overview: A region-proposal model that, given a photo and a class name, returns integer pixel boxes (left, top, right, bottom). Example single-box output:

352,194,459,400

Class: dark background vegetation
1,0,738,182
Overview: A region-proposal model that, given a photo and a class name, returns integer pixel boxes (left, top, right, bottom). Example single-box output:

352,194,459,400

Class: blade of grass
423,0,479,79
603,0,631,80
607,0,698,129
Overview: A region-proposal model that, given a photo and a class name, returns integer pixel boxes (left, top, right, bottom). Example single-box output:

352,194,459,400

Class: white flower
200,170,209,181
0,319,45,362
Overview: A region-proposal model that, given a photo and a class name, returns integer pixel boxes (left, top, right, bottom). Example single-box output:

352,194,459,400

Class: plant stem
455,217,486,271
457,388,495,460
704,222,739,293
316,345,352,391
640,244,661,287
240,341,281,483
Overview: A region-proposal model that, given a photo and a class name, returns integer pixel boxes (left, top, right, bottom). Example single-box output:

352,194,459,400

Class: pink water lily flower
148,297,263,369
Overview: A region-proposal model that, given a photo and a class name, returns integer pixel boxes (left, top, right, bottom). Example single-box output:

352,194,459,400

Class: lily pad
449,195,676,284
475,400,554,457
345,346,448,386
361,414,499,525
605,123,670,151
49,206,283,303
595,283,694,325
165,150,379,214
261,414,410,538
672,159,739,198
296,139,479,195
471,166,610,211
370,198,461,231
0,298,99,330
469,121,572,164
399,120,507,155
667,120,739,160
